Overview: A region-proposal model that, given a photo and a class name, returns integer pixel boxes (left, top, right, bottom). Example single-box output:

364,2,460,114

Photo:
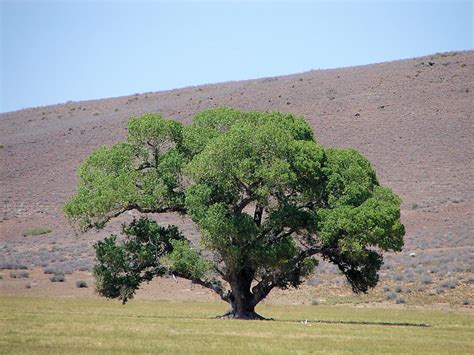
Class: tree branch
136,162,153,171
173,271,230,302
250,245,322,305
254,204,263,226
233,179,260,214
91,204,187,230
233,196,255,213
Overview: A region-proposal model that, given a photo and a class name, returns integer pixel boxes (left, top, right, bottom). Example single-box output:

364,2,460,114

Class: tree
65,107,404,319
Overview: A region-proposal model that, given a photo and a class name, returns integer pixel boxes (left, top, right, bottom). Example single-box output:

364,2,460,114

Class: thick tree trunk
220,268,265,320
223,299,264,320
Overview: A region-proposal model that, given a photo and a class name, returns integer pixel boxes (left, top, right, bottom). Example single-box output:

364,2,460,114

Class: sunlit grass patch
23,227,52,237
0,296,472,354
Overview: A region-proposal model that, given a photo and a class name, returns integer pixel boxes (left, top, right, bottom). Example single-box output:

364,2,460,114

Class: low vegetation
0,297,472,353
49,273,66,282
23,227,52,237
76,280,88,288
9,271,29,279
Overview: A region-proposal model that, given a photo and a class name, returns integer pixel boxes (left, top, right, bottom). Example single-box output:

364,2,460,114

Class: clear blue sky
1,0,472,113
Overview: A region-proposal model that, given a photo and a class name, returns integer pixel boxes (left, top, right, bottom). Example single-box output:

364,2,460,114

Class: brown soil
1,51,473,307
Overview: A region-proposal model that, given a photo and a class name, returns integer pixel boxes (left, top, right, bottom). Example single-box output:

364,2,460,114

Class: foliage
93,217,215,303
76,280,88,288
23,227,52,237
49,273,65,282
65,107,405,316
9,271,29,279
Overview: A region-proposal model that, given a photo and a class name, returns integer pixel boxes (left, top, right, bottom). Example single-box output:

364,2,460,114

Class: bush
10,271,29,279
394,285,403,293
385,291,397,300
440,279,457,289
0,262,28,270
393,273,405,281
76,280,88,288
44,267,63,275
26,283,32,289
462,299,470,305
396,297,406,304
49,273,66,282
421,276,433,284
23,227,52,237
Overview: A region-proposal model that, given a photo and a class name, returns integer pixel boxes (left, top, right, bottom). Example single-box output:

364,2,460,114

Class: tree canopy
65,107,404,319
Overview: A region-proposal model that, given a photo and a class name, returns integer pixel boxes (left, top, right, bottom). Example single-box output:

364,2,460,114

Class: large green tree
65,107,404,319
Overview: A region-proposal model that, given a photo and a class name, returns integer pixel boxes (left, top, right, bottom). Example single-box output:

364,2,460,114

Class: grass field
1,296,472,354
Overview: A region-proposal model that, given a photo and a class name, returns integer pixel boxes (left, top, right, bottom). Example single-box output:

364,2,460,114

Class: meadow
1,296,472,354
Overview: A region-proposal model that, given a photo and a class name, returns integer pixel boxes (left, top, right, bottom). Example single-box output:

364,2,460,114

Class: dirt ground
1,51,473,307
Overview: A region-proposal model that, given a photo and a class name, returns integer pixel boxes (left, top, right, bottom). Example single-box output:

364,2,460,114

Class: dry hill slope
1,51,473,302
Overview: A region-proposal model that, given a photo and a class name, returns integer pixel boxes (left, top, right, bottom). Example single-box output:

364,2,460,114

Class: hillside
1,51,473,305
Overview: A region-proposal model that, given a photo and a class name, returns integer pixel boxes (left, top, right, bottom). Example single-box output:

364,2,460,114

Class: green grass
0,296,472,354
22,227,52,237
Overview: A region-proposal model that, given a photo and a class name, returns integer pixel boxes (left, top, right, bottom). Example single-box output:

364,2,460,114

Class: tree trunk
220,268,265,320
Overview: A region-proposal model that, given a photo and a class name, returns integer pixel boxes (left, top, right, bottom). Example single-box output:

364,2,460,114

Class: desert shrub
421,275,433,284
307,277,319,286
23,227,52,237
436,288,445,294
76,280,88,288
43,267,56,274
310,299,319,306
0,262,28,270
404,272,418,282
385,291,397,300
381,260,393,270
396,297,406,304
462,299,470,305
393,273,405,281
440,279,457,289
26,283,32,289
383,286,390,292
9,271,29,278
43,267,67,275
394,285,403,293
467,276,474,284
0,275,3,280
49,273,66,282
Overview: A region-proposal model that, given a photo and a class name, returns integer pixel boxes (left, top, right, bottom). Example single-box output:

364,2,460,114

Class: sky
1,0,472,113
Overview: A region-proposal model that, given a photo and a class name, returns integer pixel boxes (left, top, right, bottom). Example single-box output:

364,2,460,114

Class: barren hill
1,51,473,302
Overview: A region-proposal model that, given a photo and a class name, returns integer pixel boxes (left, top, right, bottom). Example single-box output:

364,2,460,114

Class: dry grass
1,296,472,353
22,227,52,237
